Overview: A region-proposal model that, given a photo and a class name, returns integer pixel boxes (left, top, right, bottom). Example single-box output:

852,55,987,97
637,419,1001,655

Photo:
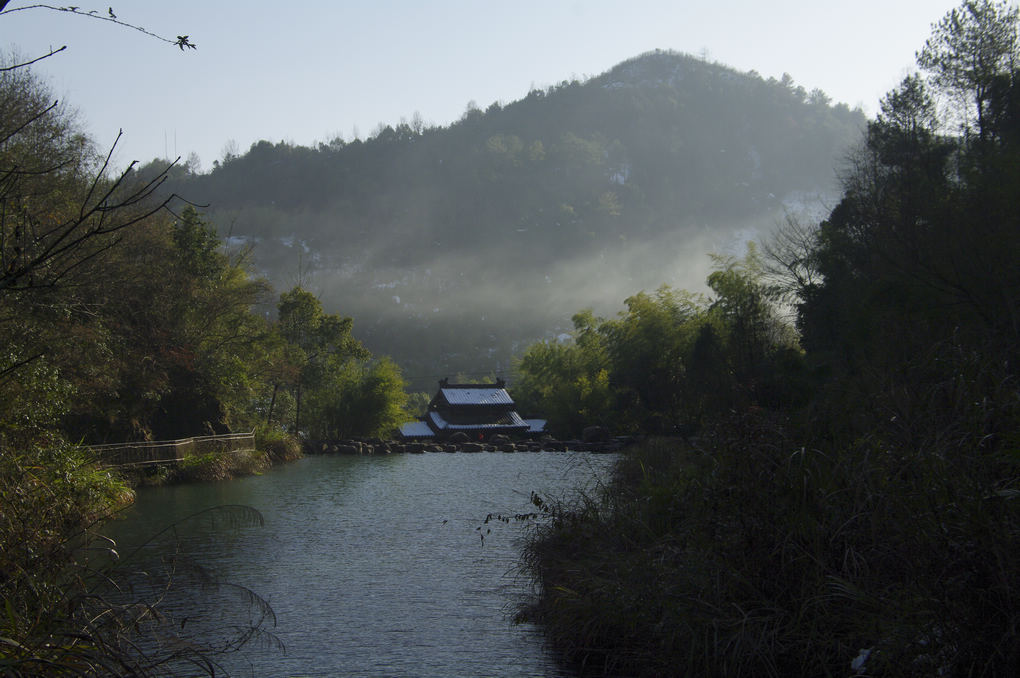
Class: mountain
155,50,865,391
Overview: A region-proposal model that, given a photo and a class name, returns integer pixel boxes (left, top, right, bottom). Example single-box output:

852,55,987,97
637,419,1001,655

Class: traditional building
399,378,542,440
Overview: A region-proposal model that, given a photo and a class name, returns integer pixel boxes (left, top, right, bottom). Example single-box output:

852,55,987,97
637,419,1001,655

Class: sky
2,0,963,172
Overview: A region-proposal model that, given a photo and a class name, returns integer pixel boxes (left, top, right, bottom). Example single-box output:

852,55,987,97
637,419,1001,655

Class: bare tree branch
0,45,66,72
761,214,822,302
1,129,188,293
1,4,196,48
0,4,196,71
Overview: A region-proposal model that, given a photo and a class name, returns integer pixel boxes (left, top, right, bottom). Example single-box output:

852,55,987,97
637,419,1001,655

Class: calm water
108,451,617,677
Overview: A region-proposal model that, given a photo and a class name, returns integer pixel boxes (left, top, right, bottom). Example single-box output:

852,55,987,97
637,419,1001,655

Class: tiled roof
522,419,547,433
398,421,435,438
439,387,515,406
428,410,529,431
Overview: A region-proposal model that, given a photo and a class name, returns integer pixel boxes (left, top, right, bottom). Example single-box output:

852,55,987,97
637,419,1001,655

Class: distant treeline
139,50,865,388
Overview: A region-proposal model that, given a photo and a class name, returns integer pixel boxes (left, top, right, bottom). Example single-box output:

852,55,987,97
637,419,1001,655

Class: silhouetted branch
0,130,192,293
0,45,66,72
0,4,196,50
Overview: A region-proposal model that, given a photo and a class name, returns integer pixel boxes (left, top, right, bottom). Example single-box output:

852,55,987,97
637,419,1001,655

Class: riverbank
121,431,630,488
122,430,304,487
306,435,634,455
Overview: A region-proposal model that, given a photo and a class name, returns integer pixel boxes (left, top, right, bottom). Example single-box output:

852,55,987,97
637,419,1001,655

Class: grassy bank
0,429,301,673
124,429,303,487
1,442,136,673
520,409,1020,677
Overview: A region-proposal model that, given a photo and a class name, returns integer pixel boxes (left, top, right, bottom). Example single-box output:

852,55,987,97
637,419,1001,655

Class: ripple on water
109,451,617,677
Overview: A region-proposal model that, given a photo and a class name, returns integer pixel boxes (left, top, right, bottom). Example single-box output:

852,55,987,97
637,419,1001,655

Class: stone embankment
308,436,632,456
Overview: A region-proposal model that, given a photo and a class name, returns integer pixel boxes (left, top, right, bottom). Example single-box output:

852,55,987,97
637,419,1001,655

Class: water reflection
109,452,616,677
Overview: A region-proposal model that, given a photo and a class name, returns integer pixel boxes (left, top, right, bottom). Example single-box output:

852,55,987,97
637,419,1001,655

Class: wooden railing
88,430,256,468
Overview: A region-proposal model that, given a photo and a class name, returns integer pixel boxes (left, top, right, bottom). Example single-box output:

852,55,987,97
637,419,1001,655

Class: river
107,451,618,677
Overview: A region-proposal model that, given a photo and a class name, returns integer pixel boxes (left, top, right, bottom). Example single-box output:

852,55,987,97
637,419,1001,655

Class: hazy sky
3,1,961,171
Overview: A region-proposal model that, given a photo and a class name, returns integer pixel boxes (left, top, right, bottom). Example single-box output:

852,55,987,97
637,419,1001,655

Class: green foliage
0,62,172,298
173,205,224,278
303,356,409,439
0,448,276,674
0,347,75,445
55,207,277,440
0,440,133,673
524,408,1019,676
800,2,1020,373
514,330,614,438
515,248,801,437
255,425,302,463
154,51,865,387
0,61,285,443
404,391,433,418
917,0,1019,136
173,447,270,483
274,285,374,435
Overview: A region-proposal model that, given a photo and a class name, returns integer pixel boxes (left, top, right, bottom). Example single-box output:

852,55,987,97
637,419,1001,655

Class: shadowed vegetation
517,3,1020,675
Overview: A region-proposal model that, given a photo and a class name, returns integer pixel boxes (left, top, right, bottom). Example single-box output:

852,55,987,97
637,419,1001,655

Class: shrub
521,407,1020,677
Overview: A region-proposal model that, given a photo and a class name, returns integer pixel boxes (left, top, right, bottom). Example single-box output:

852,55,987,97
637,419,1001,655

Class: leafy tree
48,206,274,441
515,251,798,436
0,64,170,441
802,0,1020,369
276,286,369,434
514,320,614,438
0,63,180,298
599,288,703,432
917,0,1018,137
304,357,408,439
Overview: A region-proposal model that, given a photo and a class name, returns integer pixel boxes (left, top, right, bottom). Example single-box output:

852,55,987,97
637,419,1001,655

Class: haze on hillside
154,52,865,389
2,1,960,389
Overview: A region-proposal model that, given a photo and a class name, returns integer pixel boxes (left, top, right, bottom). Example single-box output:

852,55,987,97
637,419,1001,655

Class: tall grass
0,442,280,675
520,349,1020,677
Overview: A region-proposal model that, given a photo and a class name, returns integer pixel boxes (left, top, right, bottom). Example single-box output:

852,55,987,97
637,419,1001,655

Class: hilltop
152,50,865,389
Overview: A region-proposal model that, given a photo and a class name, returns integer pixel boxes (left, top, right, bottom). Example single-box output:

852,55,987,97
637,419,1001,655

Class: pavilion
398,378,543,440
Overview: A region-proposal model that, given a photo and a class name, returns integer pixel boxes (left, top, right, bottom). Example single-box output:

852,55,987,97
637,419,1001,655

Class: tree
601,288,703,432
0,65,179,297
41,205,276,441
514,316,615,438
304,357,409,439
276,286,369,434
917,0,1019,137
0,63,186,441
761,215,822,307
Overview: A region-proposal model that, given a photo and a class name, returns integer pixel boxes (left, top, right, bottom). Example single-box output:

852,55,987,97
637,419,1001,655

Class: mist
182,50,860,390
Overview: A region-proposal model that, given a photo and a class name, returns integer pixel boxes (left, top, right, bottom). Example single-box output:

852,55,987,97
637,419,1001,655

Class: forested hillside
156,50,864,388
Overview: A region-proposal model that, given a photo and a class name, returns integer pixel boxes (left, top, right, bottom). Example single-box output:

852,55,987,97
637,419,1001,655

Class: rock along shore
306,437,633,456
